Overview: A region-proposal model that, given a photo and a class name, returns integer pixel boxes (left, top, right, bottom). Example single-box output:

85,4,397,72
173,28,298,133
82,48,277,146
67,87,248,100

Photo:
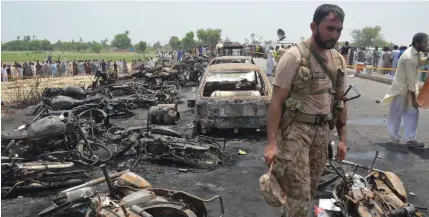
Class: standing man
380,47,392,75
391,45,401,77
340,41,350,64
357,46,366,63
178,48,183,62
373,46,381,72
381,33,428,148
266,46,275,76
264,4,347,217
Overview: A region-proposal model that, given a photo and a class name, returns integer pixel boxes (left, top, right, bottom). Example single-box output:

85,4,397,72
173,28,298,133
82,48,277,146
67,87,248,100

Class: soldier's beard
315,28,337,50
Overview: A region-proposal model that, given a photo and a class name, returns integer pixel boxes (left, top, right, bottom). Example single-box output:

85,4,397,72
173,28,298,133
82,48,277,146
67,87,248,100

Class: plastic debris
238,149,247,155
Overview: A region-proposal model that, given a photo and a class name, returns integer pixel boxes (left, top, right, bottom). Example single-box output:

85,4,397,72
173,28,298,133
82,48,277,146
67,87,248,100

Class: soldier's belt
295,113,332,125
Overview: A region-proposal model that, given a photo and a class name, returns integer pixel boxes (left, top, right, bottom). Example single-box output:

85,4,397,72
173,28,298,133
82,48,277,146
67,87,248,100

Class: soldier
264,4,348,217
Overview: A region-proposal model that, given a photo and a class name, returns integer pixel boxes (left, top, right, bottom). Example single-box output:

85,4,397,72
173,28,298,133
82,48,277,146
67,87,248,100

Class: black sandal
406,140,425,149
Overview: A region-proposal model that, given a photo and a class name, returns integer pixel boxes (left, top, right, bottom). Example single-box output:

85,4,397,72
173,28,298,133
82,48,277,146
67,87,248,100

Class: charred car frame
189,63,272,134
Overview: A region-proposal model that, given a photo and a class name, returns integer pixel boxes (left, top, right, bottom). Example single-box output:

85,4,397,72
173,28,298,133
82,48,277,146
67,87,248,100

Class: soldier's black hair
313,4,345,25
393,45,399,49
412,32,428,47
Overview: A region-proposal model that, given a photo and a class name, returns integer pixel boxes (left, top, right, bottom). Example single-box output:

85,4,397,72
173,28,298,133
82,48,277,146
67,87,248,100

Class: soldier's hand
337,141,347,161
264,143,278,167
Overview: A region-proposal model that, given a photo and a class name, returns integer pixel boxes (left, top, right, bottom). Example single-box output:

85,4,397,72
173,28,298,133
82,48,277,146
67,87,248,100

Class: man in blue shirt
398,46,407,58
177,49,183,62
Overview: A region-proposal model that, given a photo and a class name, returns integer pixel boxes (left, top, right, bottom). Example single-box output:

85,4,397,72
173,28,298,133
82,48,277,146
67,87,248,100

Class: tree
17,36,20,40
300,36,305,42
169,36,181,50
153,41,162,50
350,26,389,48
91,41,102,53
185,31,194,40
205,28,222,45
32,35,35,40
181,31,196,50
40,39,52,51
23,36,31,42
28,40,41,51
125,30,129,36
135,41,148,53
181,38,195,51
111,32,132,49
196,29,208,43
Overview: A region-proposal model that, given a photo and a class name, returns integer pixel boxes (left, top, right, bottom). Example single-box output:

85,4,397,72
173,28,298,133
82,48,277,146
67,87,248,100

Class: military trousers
272,121,330,217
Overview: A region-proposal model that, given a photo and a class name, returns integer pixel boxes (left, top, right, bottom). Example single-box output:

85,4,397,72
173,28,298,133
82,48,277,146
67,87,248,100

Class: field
1,51,157,63
1,75,94,111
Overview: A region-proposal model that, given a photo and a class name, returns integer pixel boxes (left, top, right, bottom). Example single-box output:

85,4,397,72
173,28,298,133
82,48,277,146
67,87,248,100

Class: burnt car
208,56,256,66
189,63,272,134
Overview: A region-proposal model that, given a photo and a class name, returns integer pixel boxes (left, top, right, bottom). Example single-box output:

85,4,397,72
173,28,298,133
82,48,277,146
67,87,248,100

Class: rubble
132,56,208,87
38,165,224,217
322,155,424,217
1,57,224,199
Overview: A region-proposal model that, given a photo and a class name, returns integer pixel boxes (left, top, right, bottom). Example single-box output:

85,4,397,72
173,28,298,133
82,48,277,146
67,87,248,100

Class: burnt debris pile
132,55,209,87
0,56,221,199
38,165,224,217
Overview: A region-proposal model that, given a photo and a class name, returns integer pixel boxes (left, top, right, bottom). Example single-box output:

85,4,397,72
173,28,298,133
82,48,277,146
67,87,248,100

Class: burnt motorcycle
93,70,119,87
38,165,224,217
41,86,87,100
35,95,134,118
1,156,87,198
34,95,104,116
325,154,423,217
141,132,226,170
1,109,112,165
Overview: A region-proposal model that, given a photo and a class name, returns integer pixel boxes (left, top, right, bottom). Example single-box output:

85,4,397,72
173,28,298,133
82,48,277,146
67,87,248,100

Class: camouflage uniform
270,41,346,217
272,122,329,216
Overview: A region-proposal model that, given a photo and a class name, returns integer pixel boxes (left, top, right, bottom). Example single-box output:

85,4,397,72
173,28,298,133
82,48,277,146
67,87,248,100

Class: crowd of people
337,42,429,80
3,40,427,83
1,57,136,82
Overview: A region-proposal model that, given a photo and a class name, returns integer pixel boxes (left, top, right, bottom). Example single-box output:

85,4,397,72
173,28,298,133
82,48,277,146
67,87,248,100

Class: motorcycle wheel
164,81,182,92
184,152,219,169
106,126,125,142
77,140,112,165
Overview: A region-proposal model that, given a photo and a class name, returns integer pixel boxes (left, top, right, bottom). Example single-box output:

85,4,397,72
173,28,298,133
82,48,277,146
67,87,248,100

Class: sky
1,1,429,46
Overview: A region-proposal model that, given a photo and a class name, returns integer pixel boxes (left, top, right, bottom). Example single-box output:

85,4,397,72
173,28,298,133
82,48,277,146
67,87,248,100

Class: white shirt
381,46,428,105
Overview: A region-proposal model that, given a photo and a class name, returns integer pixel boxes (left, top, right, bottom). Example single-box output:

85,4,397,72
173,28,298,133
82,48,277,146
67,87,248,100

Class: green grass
1,51,157,63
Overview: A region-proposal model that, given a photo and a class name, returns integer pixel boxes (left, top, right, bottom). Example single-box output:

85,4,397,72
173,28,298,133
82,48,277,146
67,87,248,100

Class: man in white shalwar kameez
380,33,428,148
266,46,275,76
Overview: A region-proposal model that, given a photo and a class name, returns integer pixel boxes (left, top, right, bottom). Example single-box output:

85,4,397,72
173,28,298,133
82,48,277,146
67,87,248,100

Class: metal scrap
39,165,224,217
